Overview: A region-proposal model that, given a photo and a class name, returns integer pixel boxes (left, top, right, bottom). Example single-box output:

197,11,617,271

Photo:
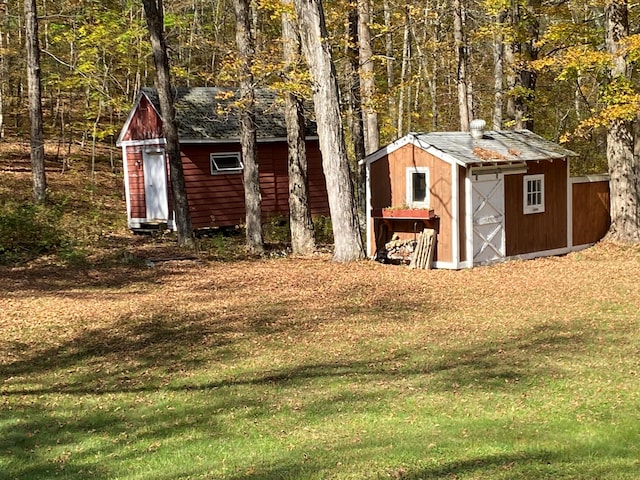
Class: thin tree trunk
491,10,506,130
142,0,194,248
293,0,364,262
604,0,640,241
346,6,366,213
24,0,46,203
282,0,315,255
454,0,470,131
396,9,410,137
383,0,396,131
358,0,378,154
506,0,538,130
233,0,264,254
0,0,7,139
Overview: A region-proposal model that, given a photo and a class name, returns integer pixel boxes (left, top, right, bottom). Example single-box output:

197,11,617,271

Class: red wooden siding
125,147,146,220
122,96,330,229
504,159,568,256
121,96,162,142
180,142,330,230
572,179,610,246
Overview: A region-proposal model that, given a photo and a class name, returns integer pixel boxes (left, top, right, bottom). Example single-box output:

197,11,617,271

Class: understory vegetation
1,153,640,480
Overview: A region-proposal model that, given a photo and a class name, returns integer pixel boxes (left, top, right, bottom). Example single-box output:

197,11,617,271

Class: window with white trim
523,174,545,214
210,152,243,174
405,167,430,208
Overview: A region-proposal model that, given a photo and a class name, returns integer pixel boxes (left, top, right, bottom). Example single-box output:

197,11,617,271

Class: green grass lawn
1,243,639,479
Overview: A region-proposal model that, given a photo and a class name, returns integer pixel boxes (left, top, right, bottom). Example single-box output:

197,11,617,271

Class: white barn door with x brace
472,174,505,265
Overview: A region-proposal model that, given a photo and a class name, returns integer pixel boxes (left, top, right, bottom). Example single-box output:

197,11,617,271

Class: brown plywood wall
572,180,610,246
369,145,454,263
504,159,568,256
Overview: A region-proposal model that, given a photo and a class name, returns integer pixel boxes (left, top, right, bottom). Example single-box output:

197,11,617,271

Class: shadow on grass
0,308,621,480
1,303,590,397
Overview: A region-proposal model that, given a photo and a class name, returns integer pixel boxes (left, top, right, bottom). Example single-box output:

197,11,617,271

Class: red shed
363,124,610,269
116,87,330,231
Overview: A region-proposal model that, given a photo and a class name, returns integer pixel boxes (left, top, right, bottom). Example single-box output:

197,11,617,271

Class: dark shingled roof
141,87,317,141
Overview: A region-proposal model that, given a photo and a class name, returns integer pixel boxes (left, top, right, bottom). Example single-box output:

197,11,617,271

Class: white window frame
210,152,243,174
523,174,545,214
405,167,430,208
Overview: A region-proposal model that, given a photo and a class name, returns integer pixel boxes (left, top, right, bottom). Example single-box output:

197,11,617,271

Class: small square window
406,167,430,208
210,152,243,174
523,174,544,214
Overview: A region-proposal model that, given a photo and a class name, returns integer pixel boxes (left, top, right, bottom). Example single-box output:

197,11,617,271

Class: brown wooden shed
362,126,610,269
116,87,330,232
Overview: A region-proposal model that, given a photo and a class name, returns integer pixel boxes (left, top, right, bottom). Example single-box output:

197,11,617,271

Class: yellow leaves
563,93,640,141
480,0,510,17
532,47,611,78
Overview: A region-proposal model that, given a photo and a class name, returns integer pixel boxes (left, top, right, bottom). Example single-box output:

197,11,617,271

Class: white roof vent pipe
469,119,486,139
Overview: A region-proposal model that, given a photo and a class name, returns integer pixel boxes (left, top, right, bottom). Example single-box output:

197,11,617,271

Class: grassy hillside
0,140,129,265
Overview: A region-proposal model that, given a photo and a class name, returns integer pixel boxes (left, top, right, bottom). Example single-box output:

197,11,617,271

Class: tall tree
293,0,364,262
234,0,264,254
358,0,378,154
604,0,640,241
24,0,46,203
345,5,366,212
505,0,539,130
142,0,194,248
281,0,315,255
454,0,471,131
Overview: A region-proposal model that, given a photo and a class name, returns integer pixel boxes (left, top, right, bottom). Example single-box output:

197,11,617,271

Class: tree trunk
604,0,640,242
24,0,46,203
293,0,365,262
142,0,194,248
454,0,470,131
491,10,506,130
346,6,366,213
506,0,538,130
383,0,396,131
233,0,264,254
358,0,378,154
396,9,410,137
282,0,315,255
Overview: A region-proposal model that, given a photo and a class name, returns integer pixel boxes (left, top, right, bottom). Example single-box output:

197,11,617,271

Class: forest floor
1,146,640,479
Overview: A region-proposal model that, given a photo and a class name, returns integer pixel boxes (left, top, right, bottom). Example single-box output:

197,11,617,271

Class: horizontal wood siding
572,180,610,246
180,141,329,230
126,147,146,219
122,96,163,142
504,159,568,256
369,145,453,263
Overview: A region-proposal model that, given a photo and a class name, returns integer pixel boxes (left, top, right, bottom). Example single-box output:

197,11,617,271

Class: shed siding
369,144,453,263
572,180,610,246
180,142,329,230
122,96,162,142
126,147,147,220
504,159,568,256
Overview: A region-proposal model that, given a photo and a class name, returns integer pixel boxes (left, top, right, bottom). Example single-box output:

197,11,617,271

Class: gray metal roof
410,129,578,165
141,87,317,141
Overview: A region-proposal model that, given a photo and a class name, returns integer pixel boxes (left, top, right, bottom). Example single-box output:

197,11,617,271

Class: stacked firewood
384,234,416,263
380,229,436,269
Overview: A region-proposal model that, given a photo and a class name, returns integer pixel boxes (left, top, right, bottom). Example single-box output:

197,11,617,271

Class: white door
472,174,505,265
142,149,169,221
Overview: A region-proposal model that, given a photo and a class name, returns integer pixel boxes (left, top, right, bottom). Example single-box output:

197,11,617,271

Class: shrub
0,202,70,264
312,215,333,245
